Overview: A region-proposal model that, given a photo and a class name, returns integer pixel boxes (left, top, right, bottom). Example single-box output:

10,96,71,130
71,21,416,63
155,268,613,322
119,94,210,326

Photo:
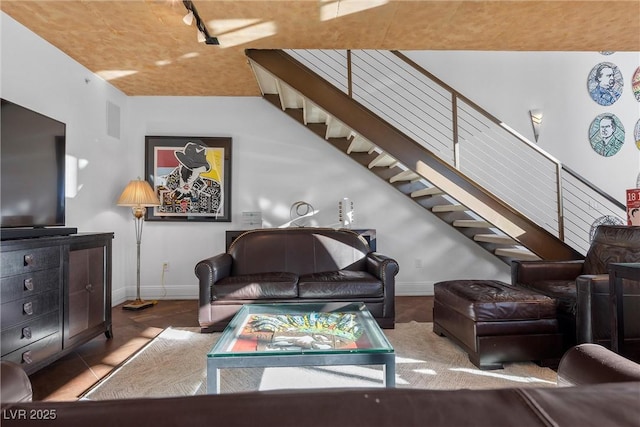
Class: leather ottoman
433,280,563,369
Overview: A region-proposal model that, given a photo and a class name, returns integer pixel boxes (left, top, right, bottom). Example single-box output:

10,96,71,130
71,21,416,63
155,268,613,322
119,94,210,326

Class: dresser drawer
1,332,62,371
1,311,60,355
1,268,60,303
0,290,59,327
0,246,61,278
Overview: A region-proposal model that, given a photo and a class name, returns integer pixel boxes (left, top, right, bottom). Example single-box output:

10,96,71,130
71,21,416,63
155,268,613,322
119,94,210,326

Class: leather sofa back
228,228,370,276
584,225,640,274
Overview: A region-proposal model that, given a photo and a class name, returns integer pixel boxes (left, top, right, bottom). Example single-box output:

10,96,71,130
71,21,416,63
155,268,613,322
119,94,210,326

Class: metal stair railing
285,49,626,255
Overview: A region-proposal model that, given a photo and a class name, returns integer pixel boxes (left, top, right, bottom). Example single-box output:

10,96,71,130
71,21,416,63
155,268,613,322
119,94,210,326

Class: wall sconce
182,0,219,45
530,109,543,142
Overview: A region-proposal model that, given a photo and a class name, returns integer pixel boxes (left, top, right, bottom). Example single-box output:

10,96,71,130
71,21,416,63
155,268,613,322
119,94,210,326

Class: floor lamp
117,178,161,310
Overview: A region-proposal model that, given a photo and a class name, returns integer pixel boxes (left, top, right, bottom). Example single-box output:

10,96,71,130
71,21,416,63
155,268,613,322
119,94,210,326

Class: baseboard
396,282,434,296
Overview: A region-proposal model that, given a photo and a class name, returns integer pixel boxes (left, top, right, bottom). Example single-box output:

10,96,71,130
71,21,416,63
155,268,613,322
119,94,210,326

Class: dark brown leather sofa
512,225,640,351
195,228,399,332
2,344,639,427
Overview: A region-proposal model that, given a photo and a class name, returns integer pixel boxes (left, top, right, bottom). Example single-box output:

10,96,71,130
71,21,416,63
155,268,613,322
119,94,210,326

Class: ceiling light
182,0,219,45
183,10,194,26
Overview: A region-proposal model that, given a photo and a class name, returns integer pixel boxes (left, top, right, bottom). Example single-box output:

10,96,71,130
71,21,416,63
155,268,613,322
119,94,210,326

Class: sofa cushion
214,272,298,300
434,280,557,321
298,270,383,299
522,280,577,315
229,228,370,276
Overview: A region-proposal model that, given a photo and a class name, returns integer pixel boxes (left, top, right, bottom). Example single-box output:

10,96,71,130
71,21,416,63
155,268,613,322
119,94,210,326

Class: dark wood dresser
1,232,113,374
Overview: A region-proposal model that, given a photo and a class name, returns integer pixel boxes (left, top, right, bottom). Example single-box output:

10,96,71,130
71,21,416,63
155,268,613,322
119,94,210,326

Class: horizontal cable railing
286,49,626,255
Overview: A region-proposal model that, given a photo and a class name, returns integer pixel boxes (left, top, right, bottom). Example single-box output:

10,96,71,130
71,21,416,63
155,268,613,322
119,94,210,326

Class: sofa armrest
1,361,32,408
511,259,584,285
557,343,640,386
365,253,399,283
195,253,232,305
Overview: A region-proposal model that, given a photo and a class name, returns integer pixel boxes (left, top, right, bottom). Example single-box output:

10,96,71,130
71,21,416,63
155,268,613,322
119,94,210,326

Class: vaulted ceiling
2,1,639,96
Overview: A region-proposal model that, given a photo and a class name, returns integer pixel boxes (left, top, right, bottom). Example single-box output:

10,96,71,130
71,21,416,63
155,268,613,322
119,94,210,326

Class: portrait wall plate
633,67,640,102
587,62,623,106
635,118,640,150
588,113,625,157
145,136,232,222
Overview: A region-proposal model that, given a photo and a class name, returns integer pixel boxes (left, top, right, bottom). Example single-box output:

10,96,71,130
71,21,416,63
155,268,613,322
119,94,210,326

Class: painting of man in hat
154,141,224,217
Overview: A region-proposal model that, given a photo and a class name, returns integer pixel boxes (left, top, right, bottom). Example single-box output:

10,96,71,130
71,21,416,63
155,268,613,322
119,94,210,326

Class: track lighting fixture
182,0,219,45
182,10,194,26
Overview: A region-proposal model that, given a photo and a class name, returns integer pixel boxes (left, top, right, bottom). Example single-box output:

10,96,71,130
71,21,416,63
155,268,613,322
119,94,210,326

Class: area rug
82,322,557,400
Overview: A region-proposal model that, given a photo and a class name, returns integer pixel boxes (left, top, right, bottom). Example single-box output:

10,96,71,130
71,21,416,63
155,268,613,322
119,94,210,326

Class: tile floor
28,296,433,401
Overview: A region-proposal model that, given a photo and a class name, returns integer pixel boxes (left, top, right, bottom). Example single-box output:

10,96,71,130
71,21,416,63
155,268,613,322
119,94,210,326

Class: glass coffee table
207,302,395,394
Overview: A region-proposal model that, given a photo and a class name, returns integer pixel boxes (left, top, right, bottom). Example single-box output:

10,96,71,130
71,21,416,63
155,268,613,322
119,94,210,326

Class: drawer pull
22,350,33,364
24,278,34,291
23,254,35,266
22,327,32,339
86,283,94,292
23,301,33,316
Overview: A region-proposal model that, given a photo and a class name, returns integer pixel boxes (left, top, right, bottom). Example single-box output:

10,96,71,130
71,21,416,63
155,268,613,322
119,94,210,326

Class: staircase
245,49,608,264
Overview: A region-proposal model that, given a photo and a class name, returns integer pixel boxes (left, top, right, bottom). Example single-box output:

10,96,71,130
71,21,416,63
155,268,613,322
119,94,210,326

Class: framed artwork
588,113,625,157
633,67,640,102
145,136,232,222
587,62,623,106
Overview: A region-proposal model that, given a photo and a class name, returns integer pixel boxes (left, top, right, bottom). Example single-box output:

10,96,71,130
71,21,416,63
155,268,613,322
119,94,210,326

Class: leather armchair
512,225,640,351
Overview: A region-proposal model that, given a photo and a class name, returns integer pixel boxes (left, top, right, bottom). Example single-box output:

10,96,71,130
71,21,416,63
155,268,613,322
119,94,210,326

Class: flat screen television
1,99,76,240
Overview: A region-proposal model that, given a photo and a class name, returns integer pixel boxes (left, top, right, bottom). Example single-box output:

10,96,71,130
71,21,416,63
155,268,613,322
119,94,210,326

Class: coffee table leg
207,362,221,394
384,357,396,388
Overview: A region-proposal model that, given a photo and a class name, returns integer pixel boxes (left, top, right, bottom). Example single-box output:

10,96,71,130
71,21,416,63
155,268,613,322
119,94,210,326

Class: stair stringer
246,49,583,263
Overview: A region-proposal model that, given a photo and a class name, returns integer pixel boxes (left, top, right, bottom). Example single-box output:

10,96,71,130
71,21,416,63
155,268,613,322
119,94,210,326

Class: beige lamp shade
117,179,160,207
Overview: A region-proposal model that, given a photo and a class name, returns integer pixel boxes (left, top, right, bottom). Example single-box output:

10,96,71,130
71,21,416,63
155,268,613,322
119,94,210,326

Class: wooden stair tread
453,219,492,228
368,152,397,169
495,247,540,261
474,234,517,244
432,204,467,213
390,169,421,183
411,187,443,198
347,135,374,154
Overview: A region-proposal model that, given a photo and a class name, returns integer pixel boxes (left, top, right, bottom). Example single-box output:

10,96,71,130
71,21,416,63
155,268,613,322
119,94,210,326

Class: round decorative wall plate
588,113,625,157
587,62,624,106
632,67,640,102
590,215,625,242
635,118,640,150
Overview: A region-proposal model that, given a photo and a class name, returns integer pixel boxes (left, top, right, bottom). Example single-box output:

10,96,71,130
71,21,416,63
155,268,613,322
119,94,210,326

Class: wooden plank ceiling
2,0,639,96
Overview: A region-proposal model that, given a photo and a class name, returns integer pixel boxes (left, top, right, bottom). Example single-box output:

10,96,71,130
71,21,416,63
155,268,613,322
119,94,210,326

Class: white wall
2,13,508,304
403,51,640,200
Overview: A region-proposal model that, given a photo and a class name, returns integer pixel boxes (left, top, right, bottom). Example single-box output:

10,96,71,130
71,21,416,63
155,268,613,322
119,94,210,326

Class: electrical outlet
162,261,170,272
414,258,423,269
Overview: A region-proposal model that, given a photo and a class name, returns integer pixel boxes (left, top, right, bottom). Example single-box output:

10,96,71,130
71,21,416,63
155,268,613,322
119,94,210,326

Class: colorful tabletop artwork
230,312,368,352
587,62,624,106
589,113,625,157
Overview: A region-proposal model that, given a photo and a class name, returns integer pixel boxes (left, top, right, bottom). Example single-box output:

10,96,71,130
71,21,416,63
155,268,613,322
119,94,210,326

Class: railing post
347,50,353,98
452,95,459,170
556,163,565,241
